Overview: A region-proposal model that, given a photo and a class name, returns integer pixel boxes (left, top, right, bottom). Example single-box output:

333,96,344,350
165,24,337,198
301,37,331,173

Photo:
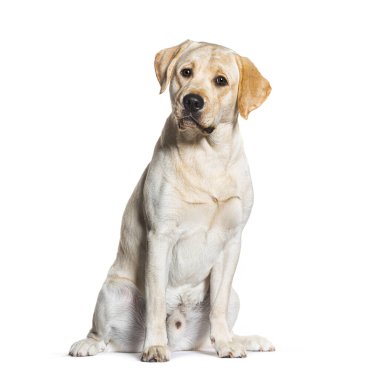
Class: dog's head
154,40,271,135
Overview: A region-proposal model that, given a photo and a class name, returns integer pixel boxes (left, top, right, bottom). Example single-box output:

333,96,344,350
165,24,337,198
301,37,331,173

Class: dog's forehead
179,43,239,77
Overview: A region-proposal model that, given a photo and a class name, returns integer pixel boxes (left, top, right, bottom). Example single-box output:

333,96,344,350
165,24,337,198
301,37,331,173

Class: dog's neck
156,113,246,201
160,113,244,162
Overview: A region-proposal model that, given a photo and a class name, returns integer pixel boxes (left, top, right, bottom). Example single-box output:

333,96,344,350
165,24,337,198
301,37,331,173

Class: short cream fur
69,40,274,361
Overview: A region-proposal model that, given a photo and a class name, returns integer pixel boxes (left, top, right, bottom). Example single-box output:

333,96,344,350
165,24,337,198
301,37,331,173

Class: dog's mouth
178,115,215,135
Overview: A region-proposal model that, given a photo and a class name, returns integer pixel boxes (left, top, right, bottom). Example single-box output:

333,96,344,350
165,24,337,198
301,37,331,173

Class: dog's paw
141,345,170,362
69,338,106,357
211,338,247,358
233,335,275,352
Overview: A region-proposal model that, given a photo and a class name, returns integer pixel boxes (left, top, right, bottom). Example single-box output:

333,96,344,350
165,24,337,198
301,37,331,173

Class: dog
69,40,274,361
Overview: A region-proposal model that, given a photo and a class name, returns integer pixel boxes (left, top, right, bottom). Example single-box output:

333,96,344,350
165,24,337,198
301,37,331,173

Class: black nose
183,94,204,113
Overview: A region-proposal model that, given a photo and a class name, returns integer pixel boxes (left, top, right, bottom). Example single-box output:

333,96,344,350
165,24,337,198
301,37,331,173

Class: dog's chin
177,117,215,135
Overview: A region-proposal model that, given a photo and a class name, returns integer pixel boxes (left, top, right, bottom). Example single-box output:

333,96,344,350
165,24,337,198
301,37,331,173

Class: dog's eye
215,76,228,86
180,68,192,77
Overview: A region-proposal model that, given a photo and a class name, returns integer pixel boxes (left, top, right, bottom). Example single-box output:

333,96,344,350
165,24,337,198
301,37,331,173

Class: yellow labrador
69,40,274,361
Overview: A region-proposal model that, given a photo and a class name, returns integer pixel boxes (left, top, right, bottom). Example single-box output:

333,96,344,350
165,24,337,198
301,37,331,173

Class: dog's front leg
141,232,173,362
209,232,246,358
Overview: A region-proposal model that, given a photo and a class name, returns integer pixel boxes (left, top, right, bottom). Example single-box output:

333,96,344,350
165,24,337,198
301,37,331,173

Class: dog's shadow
59,349,218,360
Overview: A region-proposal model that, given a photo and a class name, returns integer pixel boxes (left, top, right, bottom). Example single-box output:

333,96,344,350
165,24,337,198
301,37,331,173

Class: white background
1,0,368,379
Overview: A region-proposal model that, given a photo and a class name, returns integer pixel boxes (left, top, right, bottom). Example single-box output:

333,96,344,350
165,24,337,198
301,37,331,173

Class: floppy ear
154,40,192,94
236,56,271,119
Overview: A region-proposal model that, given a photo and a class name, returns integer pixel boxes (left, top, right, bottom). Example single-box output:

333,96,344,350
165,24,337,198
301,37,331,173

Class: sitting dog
69,40,274,361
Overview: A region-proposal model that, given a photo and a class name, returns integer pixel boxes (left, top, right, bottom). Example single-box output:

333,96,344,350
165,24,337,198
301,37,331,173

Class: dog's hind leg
69,278,145,356
167,289,274,354
231,335,275,352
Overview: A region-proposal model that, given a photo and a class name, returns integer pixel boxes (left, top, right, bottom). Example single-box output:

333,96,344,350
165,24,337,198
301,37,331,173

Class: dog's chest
173,161,249,231
168,178,249,287
160,145,253,288
180,193,244,231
